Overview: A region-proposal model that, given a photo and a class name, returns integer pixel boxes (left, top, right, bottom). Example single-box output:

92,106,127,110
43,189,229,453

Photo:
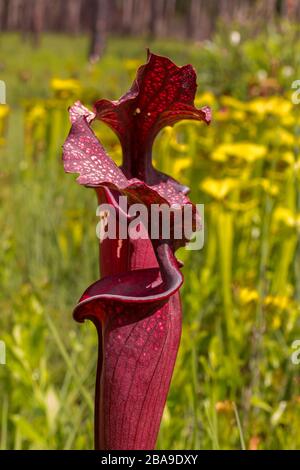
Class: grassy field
1,28,300,450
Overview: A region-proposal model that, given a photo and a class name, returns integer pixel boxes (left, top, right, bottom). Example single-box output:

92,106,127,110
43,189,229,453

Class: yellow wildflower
201,177,238,200
212,142,267,163
0,104,9,118
239,287,259,305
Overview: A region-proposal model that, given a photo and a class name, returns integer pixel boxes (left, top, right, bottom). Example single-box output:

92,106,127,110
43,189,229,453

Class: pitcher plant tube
62,51,211,450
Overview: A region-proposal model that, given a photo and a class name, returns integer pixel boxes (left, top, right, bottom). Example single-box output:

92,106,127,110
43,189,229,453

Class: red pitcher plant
63,51,211,450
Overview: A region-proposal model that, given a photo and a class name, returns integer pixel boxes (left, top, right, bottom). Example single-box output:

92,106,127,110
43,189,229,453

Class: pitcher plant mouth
62,50,211,450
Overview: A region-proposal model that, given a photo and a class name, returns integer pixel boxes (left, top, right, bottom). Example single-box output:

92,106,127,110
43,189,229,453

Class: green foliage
0,27,300,450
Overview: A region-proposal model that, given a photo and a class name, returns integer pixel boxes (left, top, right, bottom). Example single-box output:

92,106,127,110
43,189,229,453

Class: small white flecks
135,107,141,114
147,112,151,116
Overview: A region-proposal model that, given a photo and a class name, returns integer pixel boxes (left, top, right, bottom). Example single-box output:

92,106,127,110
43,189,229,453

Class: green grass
1,29,300,450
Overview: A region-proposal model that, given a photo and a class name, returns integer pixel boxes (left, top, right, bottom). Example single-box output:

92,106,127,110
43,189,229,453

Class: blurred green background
1,5,300,450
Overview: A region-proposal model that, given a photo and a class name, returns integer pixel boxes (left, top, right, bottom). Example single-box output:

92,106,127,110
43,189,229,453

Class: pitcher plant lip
73,243,183,324
62,50,211,450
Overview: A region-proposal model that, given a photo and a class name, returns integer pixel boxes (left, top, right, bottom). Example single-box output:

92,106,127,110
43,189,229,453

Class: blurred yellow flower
231,110,246,121
271,315,282,329
264,295,291,310
220,96,246,110
51,78,81,99
263,128,295,147
124,59,141,73
212,142,267,163
281,151,295,166
280,115,296,126
173,158,192,177
238,288,291,312
195,91,216,107
256,178,279,196
215,109,246,121
27,105,46,122
239,287,259,305
273,207,300,229
0,104,9,118
247,96,292,117
0,104,9,145
201,177,238,200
